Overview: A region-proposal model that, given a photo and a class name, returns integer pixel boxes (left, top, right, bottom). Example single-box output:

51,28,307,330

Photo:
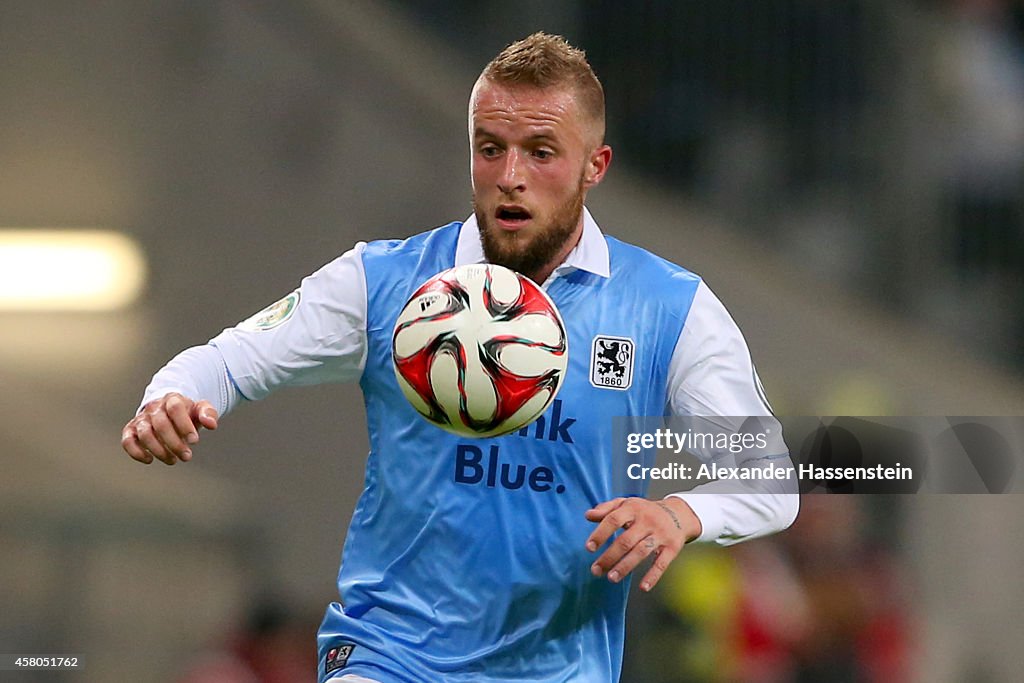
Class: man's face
470,79,610,282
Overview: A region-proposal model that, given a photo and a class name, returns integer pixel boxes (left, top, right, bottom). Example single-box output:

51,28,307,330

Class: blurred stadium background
2,1,1023,681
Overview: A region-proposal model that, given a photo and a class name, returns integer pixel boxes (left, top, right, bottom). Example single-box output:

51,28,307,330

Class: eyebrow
526,133,558,145
472,127,559,145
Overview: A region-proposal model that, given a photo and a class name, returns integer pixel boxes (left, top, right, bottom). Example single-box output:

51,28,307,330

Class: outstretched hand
585,496,702,592
121,392,219,465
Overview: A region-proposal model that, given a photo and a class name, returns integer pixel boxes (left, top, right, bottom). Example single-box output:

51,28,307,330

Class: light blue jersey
317,222,701,682
145,211,795,681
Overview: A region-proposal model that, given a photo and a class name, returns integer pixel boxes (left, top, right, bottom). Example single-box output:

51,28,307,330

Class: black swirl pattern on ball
392,278,471,426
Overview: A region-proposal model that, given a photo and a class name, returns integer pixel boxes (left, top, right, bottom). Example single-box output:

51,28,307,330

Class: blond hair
480,32,605,144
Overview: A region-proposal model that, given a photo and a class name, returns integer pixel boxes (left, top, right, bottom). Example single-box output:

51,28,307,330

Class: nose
497,149,525,195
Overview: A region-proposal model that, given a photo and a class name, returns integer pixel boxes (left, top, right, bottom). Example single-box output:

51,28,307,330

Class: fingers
639,545,681,593
131,414,177,465
191,400,219,431
584,497,626,522
585,501,633,551
585,497,689,591
121,425,153,464
165,393,199,445
148,404,191,462
121,393,213,465
590,525,651,581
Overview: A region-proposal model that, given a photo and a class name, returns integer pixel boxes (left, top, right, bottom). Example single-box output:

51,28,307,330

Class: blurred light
0,230,146,311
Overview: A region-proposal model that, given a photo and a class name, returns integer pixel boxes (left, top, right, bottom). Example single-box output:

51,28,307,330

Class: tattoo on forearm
656,502,682,531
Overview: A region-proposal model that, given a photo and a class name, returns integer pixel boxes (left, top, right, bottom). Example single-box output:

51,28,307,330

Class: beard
474,176,586,281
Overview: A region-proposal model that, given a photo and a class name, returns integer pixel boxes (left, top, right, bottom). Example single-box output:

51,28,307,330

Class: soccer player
122,33,798,683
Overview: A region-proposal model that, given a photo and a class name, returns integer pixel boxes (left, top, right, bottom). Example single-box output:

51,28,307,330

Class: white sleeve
137,244,369,415
665,281,799,546
139,344,241,416
209,243,369,400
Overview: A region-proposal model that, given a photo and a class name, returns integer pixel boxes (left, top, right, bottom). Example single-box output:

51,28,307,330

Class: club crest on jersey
324,641,356,675
590,335,634,390
238,291,300,331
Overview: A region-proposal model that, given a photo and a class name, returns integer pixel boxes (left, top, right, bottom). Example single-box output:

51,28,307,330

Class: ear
583,145,613,189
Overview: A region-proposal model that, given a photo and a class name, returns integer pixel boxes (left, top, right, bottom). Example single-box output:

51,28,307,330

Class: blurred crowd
623,497,912,683
175,602,316,683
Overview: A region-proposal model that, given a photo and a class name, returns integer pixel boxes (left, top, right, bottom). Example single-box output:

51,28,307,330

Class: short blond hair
480,32,605,144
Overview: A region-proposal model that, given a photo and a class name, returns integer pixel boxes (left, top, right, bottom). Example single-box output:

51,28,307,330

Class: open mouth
495,205,532,228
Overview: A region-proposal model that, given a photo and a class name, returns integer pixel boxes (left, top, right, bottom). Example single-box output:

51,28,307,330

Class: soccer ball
392,264,568,438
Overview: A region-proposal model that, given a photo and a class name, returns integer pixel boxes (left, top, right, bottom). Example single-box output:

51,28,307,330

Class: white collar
454,206,611,282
